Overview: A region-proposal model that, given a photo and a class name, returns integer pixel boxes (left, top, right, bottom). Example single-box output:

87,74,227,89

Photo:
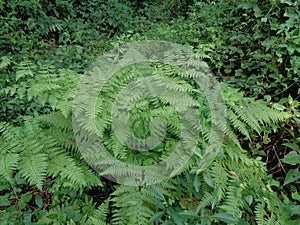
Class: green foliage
222,84,291,146
0,118,101,189
122,0,300,99
195,0,300,98
1,0,300,224
1,52,293,224
37,197,109,225
110,185,159,224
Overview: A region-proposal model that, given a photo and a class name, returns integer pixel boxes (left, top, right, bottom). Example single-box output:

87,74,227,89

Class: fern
72,43,293,223
0,59,80,115
0,115,101,191
210,162,228,200
197,192,213,210
219,184,244,217
86,199,110,225
223,84,291,145
255,202,269,225
37,206,66,225
191,137,290,224
111,185,159,225
0,153,19,182
0,44,294,224
19,152,48,190
0,56,12,69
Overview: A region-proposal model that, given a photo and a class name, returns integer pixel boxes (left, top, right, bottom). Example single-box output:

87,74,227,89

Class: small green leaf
35,194,43,208
292,191,300,201
23,211,32,225
193,175,201,193
281,151,300,165
213,213,239,223
65,206,75,218
263,134,271,144
272,103,286,111
178,210,201,219
18,200,27,210
6,206,17,213
46,213,58,220
261,17,267,22
73,213,83,222
0,182,10,192
288,95,293,105
245,195,254,205
0,194,11,206
149,211,165,222
7,0,16,9
203,170,214,188
21,192,33,203
283,143,300,152
284,169,300,185
151,184,166,201
292,206,300,216
169,207,184,225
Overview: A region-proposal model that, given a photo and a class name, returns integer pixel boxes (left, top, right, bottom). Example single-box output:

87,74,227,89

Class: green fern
223,84,291,145
86,199,110,225
0,59,80,115
192,138,289,224
111,185,160,225
0,45,294,224
0,115,101,191
19,152,48,190
0,153,19,182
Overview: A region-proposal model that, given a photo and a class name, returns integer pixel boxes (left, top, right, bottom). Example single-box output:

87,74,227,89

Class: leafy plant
1,0,300,224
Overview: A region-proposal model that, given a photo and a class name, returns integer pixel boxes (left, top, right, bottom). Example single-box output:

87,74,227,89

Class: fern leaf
84,199,109,224
47,150,86,187
111,186,157,225
37,206,66,225
255,202,267,225
0,56,12,69
19,153,48,190
0,154,19,181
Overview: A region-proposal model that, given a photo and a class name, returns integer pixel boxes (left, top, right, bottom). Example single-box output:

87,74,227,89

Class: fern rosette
72,41,226,186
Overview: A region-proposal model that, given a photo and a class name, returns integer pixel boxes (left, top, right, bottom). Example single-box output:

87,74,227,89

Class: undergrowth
0,0,299,224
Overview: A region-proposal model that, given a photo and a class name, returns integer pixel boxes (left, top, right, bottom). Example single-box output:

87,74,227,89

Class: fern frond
0,153,19,181
230,103,262,133
19,153,48,190
255,202,267,225
87,198,110,224
0,56,12,69
47,149,86,187
227,109,251,140
37,206,68,225
223,84,291,148
210,162,228,198
219,184,243,217
197,192,213,210
111,185,158,225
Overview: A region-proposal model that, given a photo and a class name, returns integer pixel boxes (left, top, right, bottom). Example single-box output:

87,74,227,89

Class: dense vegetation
0,0,299,224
